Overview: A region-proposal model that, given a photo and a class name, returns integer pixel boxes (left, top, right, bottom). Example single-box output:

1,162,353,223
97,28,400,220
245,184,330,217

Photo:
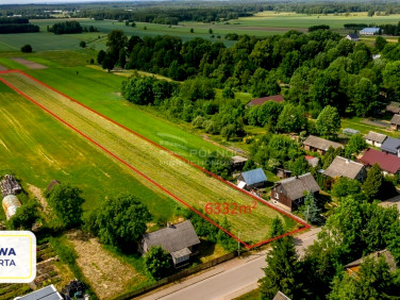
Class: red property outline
0,69,310,249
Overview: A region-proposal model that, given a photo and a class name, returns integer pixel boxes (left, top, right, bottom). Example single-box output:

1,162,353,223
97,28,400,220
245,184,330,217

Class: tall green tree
259,235,302,299
277,104,307,133
345,134,367,158
363,164,384,200
106,30,127,63
144,246,173,280
87,194,152,250
315,105,341,137
46,183,85,229
302,191,321,224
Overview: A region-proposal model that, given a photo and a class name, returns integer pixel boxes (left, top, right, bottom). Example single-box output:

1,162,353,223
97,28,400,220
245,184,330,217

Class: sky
0,0,147,4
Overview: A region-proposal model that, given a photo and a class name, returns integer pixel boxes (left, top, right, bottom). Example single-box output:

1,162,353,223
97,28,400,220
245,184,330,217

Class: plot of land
11,58,47,70
0,70,300,245
0,64,7,71
67,230,145,299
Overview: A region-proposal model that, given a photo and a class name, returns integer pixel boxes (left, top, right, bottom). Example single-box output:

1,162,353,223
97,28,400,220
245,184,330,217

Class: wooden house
303,135,343,155
271,173,320,212
386,102,400,114
360,148,400,176
364,131,387,147
323,156,367,182
345,249,396,277
237,168,267,190
139,220,200,267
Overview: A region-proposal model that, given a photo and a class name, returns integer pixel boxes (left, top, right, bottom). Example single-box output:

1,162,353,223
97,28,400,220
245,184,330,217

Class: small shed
390,114,400,130
2,195,21,220
0,174,22,198
231,155,248,170
365,131,387,147
277,168,292,179
305,155,319,168
386,102,400,114
237,168,267,191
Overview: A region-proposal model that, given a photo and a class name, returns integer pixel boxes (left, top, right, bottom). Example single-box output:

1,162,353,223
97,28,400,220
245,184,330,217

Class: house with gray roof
323,156,367,182
390,114,400,130
237,168,267,191
303,135,343,155
360,27,380,35
139,220,200,267
16,284,63,300
381,137,400,157
345,33,359,42
365,131,387,147
271,173,320,212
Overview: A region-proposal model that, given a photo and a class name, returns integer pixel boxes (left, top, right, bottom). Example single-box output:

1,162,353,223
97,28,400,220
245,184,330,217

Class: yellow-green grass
341,117,400,138
0,83,176,219
0,71,296,243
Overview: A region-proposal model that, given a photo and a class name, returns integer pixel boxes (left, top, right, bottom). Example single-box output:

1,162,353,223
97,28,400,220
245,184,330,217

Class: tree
209,28,213,34
276,104,306,133
144,246,173,280
315,105,341,137
302,191,321,224
79,41,86,48
118,49,126,69
87,194,152,250
375,36,387,51
46,183,85,229
190,28,194,33
106,30,127,63
8,200,39,230
222,86,234,99
363,164,384,200
205,151,232,179
259,235,302,299
269,217,285,238
97,49,106,65
21,44,32,53
387,220,400,265
345,134,367,158
331,177,362,198
102,53,115,72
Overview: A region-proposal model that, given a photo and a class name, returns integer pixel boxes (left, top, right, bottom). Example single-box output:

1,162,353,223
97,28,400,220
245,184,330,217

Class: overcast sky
0,0,139,4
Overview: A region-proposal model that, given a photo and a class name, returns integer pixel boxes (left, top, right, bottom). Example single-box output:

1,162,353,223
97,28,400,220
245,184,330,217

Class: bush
21,44,32,53
144,246,173,280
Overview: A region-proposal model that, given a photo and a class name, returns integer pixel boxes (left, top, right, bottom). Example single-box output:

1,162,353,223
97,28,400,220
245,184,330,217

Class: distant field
0,70,297,244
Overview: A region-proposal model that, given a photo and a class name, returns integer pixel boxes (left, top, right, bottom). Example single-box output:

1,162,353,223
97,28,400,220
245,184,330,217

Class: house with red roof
359,148,400,175
245,95,284,107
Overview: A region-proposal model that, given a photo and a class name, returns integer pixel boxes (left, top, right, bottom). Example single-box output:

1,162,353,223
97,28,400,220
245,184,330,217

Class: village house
139,220,200,267
17,284,63,300
245,94,284,107
364,131,387,147
381,137,400,157
360,148,400,175
345,33,359,42
237,168,267,191
386,102,400,114
323,156,367,182
303,135,343,155
390,114,400,130
231,155,248,170
271,173,320,212
345,249,396,277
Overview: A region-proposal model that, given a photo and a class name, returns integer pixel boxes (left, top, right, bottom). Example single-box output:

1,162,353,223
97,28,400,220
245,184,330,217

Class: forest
0,17,39,34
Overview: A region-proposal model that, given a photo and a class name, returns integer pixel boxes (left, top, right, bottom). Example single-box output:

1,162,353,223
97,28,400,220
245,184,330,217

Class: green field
0,68,297,244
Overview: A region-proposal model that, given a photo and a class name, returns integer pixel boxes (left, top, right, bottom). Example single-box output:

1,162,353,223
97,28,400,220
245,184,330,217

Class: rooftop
246,95,284,107
387,102,400,114
365,131,387,144
390,114,400,125
360,27,380,33
381,137,400,154
303,135,343,151
142,220,200,254
275,173,320,201
345,249,396,273
360,148,400,174
17,284,63,300
323,156,365,180
240,168,267,185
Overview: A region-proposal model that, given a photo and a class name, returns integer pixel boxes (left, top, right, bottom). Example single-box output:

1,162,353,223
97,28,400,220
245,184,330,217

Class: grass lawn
341,117,400,138
234,288,260,300
0,70,297,244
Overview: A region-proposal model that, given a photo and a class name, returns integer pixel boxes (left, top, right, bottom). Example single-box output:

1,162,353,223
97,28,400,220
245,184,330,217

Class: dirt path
11,57,47,69
67,230,145,299
28,184,48,212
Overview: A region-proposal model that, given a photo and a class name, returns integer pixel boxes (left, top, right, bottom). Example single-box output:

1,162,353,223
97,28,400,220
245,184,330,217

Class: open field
0,81,176,218
0,70,300,245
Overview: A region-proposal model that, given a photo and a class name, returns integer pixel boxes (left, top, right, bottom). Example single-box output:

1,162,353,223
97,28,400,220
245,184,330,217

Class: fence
113,251,238,300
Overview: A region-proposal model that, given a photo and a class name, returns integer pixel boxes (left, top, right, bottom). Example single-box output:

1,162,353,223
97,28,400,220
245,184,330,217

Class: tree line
0,17,39,34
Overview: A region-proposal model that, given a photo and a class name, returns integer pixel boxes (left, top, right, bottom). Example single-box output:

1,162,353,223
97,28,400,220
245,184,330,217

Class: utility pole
238,232,241,257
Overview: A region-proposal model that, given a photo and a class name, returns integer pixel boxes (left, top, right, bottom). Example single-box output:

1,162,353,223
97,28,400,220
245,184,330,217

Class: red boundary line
0,70,310,249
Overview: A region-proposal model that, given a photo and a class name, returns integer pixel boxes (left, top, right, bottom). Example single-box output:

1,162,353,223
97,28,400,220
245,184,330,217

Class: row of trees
0,23,39,34
49,21,84,34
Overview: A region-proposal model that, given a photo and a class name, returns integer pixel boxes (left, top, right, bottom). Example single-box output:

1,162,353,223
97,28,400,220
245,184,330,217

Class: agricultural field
0,70,299,244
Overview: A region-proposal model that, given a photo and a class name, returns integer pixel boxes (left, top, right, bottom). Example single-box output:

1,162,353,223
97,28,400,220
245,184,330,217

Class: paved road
140,227,321,300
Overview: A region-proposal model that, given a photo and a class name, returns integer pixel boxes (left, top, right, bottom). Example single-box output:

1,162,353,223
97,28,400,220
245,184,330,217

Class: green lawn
341,117,400,138
0,82,176,218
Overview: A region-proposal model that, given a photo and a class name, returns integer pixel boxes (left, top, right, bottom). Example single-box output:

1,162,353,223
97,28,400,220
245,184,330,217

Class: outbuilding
364,131,387,147
237,168,267,190
2,195,21,220
390,114,400,130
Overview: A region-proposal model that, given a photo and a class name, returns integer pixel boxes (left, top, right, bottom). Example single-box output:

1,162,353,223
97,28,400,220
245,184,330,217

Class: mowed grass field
0,71,296,244
0,82,176,219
